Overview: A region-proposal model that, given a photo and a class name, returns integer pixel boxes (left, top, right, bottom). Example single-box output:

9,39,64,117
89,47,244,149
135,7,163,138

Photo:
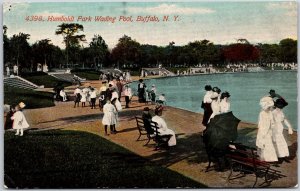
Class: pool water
131,71,298,130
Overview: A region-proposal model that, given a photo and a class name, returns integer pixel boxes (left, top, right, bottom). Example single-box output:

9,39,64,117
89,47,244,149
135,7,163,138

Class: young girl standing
11,102,29,136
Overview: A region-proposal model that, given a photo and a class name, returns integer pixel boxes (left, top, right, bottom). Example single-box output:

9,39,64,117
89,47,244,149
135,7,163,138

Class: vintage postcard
3,1,298,188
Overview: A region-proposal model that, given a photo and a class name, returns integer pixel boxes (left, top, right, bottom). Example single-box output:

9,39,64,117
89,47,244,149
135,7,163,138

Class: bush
166,67,189,73
4,85,55,109
21,71,48,77
22,75,72,88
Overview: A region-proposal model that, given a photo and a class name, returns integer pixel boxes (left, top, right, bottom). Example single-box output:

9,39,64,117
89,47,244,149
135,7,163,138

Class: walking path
10,77,294,188
22,90,298,188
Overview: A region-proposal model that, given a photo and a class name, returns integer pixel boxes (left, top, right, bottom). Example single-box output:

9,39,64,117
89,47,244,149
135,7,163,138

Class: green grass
4,85,55,109
166,67,189,73
22,75,72,88
72,71,101,80
4,130,206,188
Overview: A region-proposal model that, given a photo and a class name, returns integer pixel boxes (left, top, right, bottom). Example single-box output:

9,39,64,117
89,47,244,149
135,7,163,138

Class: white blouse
219,99,230,113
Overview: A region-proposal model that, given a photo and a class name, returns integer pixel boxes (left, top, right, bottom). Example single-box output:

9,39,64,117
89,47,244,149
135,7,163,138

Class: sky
3,1,297,49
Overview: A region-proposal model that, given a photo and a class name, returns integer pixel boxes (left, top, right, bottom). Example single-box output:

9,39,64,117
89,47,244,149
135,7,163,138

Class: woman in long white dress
256,96,278,162
272,98,293,160
102,99,117,135
151,106,176,146
11,102,29,136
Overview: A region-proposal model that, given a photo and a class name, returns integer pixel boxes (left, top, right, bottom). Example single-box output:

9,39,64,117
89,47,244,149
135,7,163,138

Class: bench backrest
228,143,270,169
135,116,159,135
135,116,146,133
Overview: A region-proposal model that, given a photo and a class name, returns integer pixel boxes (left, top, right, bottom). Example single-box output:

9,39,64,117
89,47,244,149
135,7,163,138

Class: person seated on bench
59,88,67,102
151,105,176,146
142,107,154,135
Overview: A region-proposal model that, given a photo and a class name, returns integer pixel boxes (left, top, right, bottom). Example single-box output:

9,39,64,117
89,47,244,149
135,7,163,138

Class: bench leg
227,162,233,181
252,175,258,188
154,143,159,150
136,133,141,141
260,168,272,187
205,161,212,172
144,138,151,146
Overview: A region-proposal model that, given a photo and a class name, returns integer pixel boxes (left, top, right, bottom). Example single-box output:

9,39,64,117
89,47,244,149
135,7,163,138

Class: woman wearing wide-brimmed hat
256,96,278,162
272,98,293,162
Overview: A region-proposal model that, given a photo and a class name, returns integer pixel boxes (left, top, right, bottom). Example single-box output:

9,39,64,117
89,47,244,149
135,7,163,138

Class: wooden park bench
226,143,285,187
135,116,171,150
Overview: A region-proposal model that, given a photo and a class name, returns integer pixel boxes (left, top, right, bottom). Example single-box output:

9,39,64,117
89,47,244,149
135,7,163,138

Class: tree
222,41,259,63
55,23,86,67
111,35,141,68
9,32,32,70
258,44,280,64
279,38,297,63
3,25,10,66
32,39,56,70
89,35,109,69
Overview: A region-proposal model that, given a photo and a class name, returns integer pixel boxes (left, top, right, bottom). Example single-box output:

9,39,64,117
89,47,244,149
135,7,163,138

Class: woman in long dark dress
137,79,146,103
202,85,213,127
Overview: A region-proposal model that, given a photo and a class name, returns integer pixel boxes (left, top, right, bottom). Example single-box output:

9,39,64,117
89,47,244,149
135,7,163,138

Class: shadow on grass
5,129,206,189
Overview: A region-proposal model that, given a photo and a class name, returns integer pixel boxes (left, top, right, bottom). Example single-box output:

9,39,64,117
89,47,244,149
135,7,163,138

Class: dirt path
22,84,297,188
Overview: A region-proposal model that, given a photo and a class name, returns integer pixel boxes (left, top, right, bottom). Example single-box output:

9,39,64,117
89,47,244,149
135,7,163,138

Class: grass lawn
4,130,206,188
72,71,101,80
23,75,72,88
4,85,55,109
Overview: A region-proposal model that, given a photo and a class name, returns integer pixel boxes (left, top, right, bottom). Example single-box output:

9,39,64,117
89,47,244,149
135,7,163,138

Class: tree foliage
111,35,141,68
3,24,297,72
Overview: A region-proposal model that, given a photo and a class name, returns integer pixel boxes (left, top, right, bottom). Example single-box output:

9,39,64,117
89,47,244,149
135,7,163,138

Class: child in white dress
11,102,29,136
102,99,117,135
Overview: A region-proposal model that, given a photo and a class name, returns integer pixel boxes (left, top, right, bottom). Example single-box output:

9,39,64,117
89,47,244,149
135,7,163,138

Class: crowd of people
4,73,295,166
200,84,294,166
58,76,170,139
201,85,231,128
99,71,132,83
